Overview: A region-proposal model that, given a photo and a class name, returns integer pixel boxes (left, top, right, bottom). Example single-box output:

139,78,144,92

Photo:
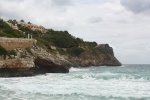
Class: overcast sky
0,0,150,64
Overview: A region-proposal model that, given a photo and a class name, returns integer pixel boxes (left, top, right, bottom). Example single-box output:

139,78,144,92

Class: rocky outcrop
0,58,36,77
31,47,70,73
69,44,121,67
0,47,70,77
0,58,69,77
30,48,71,67
0,57,69,77
0,43,121,77
0,68,37,77
0,59,34,68
0,19,122,77
34,57,69,73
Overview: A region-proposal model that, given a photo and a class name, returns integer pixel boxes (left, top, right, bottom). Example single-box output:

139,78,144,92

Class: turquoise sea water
0,64,150,100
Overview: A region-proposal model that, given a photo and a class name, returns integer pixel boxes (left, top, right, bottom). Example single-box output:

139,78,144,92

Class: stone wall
0,37,36,50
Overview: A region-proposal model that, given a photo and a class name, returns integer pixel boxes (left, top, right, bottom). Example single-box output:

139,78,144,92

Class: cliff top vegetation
0,19,98,57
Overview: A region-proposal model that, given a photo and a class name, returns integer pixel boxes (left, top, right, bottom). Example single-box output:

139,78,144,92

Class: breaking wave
0,65,150,100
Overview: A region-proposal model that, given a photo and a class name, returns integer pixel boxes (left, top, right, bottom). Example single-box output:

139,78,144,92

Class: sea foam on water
0,65,150,100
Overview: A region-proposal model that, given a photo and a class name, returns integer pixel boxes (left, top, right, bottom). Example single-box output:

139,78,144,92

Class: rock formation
34,57,69,73
0,18,122,77
0,41,121,77
68,44,121,67
0,44,70,77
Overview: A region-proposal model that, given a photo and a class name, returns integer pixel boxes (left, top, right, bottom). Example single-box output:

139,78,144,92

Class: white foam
98,71,118,76
120,65,126,67
69,67,82,72
70,67,90,72
0,68,150,100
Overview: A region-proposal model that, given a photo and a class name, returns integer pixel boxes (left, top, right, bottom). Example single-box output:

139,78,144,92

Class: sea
0,64,150,100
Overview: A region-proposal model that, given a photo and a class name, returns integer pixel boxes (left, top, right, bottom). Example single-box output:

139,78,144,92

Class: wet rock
34,57,69,73
0,68,37,77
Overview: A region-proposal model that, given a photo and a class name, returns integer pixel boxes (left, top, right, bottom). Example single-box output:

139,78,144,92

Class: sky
0,0,150,64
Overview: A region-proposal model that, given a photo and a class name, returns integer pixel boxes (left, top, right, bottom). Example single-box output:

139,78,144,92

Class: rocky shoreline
0,19,121,77
0,47,70,77
0,58,69,77
0,44,121,77
68,44,121,67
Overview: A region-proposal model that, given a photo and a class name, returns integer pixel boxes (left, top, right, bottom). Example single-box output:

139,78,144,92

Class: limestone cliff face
0,59,34,68
0,19,122,77
68,44,121,67
0,43,121,77
0,47,70,77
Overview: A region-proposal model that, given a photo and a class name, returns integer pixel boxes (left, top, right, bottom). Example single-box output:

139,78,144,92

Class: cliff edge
69,44,121,67
0,18,122,77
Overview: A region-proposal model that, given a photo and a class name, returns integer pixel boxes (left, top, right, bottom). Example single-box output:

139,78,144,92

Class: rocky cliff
0,41,121,77
68,44,121,67
0,18,122,77
0,46,70,77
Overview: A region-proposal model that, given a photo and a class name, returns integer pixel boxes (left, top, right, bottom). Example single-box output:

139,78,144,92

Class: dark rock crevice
0,68,37,77
34,57,69,73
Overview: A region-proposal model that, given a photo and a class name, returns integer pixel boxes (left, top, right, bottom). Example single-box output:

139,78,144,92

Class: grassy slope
0,19,25,38
0,19,98,57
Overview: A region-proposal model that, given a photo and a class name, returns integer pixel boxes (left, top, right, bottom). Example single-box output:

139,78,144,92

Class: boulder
34,57,69,73
0,68,37,77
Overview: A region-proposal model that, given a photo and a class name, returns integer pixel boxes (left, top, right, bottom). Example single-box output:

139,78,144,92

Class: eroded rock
68,44,122,67
34,57,69,73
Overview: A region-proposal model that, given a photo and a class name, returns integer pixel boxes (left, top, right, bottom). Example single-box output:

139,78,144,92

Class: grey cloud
120,0,150,14
88,17,103,24
0,11,21,19
0,0,150,64
0,1,24,19
4,0,25,2
51,0,73,6
116,19,128,24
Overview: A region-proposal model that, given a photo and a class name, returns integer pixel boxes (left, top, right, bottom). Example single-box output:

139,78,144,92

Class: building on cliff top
7,19,47,33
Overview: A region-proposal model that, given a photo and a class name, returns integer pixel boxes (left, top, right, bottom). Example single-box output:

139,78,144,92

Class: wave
29,93,150,100
101,75,149,81
0,66,150,100
69,67,82,72
71,71,150,81
98,71,118,76
0,73,150,100
69,67,90,72
120,65,126,67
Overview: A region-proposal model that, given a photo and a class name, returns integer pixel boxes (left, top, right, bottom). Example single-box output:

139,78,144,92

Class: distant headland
0,18,121,77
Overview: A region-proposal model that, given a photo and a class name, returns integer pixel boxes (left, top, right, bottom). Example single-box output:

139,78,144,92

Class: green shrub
0,19,25,38
8,50,17,56
45,30,78,48
0,46,7,56
84,41,98,48
0,45,17,57
0,18,99,57
67,47,84,57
